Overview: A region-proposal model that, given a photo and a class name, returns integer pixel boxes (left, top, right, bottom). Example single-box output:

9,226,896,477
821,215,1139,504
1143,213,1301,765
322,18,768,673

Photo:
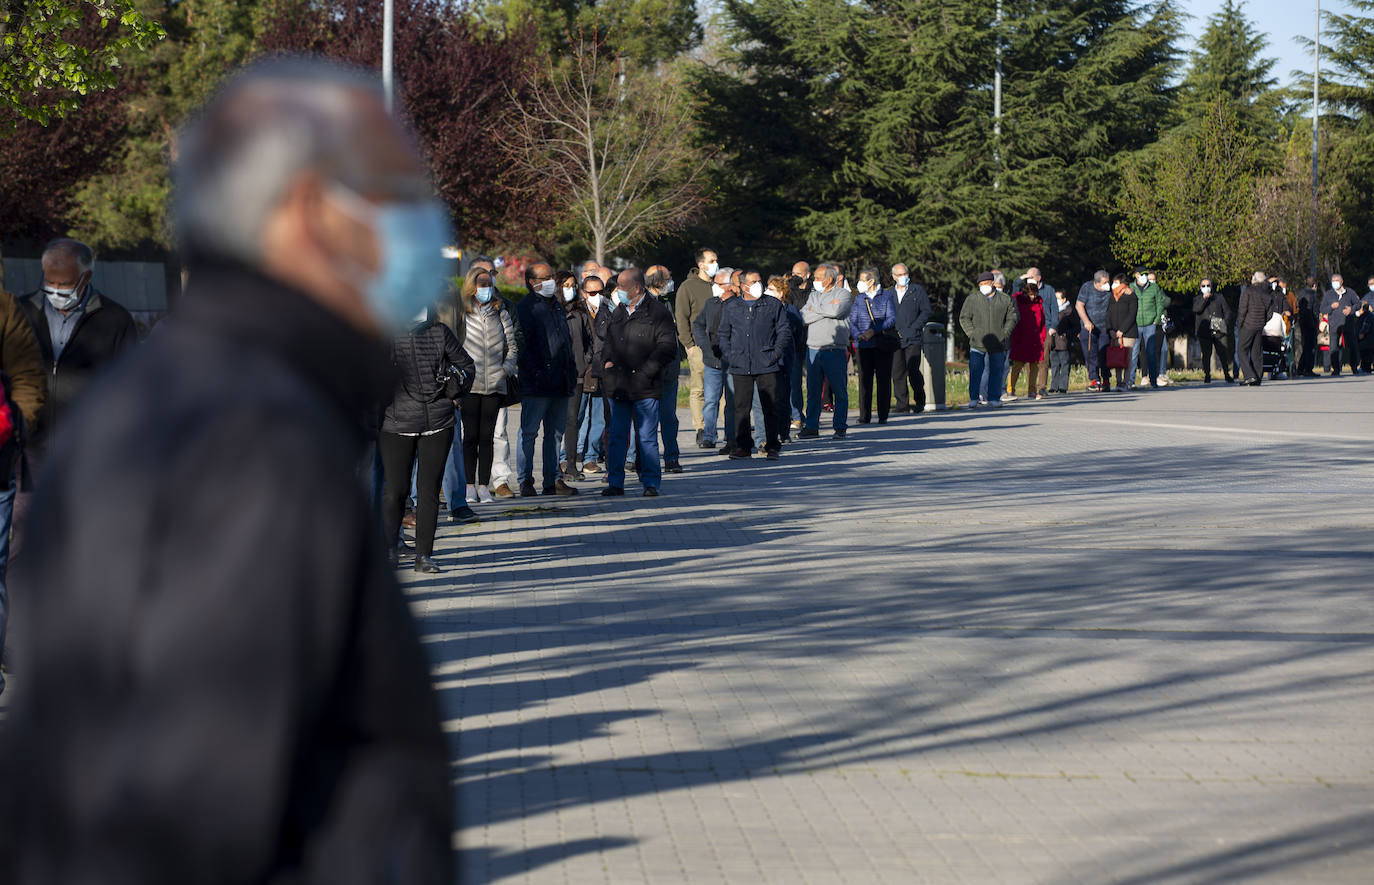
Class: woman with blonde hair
459,266,519,503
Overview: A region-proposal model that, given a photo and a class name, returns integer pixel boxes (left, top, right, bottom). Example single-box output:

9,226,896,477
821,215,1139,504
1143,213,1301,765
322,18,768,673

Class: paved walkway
409,378,1374,883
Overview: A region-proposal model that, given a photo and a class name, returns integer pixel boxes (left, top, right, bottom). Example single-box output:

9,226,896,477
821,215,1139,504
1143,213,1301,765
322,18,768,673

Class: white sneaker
1002,394,1019,402
465,484,478,504
1156,375,1170,386
476,485,495,504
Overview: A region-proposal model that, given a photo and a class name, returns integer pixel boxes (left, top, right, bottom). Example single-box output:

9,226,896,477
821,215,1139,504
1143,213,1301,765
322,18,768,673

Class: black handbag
1209,315,1228,339
437,363,473,400
500,373,522,408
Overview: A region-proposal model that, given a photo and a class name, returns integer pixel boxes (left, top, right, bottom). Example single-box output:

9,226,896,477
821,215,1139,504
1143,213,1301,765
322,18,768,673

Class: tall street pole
1312,0,1320,281
993,0,1003,192
383,0,395,113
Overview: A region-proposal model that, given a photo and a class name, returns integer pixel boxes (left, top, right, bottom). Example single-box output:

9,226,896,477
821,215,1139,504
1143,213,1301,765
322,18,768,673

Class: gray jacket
462,302,518,396
802,285,854,350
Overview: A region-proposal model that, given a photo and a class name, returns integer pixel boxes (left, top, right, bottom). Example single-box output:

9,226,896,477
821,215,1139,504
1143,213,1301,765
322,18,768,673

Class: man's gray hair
1252,270,1269,284
714,267,735,283
173,57,387,265
816,263,839,285
42,238,95,273
1093,270,1111,285
992,271,1007,288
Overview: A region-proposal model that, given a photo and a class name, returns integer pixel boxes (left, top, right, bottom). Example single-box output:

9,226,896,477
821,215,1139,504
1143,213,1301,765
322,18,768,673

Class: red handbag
1105,344,1130,370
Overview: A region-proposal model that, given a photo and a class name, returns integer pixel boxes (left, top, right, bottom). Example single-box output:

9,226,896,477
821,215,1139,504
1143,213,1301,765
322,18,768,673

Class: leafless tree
505,33,708,265
1251,149,1349,284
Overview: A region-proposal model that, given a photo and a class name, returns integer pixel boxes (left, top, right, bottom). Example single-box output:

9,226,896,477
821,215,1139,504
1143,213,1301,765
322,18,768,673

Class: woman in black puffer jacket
381,309,474,574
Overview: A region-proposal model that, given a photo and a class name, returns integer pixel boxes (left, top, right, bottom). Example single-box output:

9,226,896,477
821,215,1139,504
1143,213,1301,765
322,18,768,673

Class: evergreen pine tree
1175,0,1281,143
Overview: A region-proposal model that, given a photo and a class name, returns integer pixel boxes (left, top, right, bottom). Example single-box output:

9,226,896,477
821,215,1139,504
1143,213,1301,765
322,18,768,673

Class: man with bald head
0,59,452,882
597,267,677,496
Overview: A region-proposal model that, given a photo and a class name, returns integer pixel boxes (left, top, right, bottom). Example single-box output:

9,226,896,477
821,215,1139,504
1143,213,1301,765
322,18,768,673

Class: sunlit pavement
407,376,1374,883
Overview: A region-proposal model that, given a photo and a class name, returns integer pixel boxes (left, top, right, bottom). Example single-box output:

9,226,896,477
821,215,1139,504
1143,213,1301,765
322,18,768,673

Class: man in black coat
597,267,677,497
515,261,580,497
0,60,453,885
1236,271,1275,385
717,270,792,460
1295,277,1320,377
887,262,932,414
17,238,138,453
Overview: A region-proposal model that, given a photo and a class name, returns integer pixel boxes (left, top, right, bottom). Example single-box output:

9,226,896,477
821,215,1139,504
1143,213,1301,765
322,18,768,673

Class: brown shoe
402,512,417,529
491,482,515,498
550,479,579,496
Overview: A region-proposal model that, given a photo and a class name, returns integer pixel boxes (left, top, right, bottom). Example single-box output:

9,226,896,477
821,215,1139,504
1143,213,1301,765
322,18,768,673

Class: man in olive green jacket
1130,267,1167,388
959,271,1019,408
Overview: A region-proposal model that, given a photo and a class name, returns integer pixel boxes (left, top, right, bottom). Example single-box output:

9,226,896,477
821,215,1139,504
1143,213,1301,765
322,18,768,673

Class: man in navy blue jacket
888,263,932,413
717,270,792,460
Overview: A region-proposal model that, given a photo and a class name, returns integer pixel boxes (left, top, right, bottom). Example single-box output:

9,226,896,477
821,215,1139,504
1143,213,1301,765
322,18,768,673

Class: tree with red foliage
256,0,551,251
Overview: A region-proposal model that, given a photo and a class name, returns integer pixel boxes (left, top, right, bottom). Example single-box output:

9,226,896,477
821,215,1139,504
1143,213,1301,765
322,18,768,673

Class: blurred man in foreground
0,59,452,883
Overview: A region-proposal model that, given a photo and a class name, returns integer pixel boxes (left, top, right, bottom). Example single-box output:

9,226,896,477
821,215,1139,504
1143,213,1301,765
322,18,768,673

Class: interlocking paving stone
405,377,1374,883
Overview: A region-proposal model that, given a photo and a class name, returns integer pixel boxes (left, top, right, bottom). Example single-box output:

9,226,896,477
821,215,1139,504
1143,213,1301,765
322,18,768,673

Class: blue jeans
0,480,14,696
658,368,680,462
969,349,1008,404
788,349,805,422
805,348,849,431
577,392,607,462
702,364,734,444
442,406,466,506
518,395,569,488
1131,324,1160,386
607,398,663,491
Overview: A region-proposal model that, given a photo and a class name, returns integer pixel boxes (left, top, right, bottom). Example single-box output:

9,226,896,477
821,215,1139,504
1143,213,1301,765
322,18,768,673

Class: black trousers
461,392,503,486
563,388,582,471
733,372,780,453
380,428,454,556
856,347,892,423
1199,332,1233,381
891,343,925,412
1237,327,1265,383
1338,325,1360,373
1295,322,1317,375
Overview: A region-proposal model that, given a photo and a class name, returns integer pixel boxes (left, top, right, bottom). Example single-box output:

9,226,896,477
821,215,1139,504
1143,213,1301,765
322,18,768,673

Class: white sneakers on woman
476,485,495,504
465,484,478,504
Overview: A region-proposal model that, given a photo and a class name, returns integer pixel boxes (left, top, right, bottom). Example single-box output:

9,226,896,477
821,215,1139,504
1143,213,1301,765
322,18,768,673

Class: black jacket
382,319,472,434
1193,290,1233,336
1237,283,1275,330
691,296,727,369
597,295,677,401
0,264,451,885
717,294,792,375
18,287,138,448
564,300,595,382
889,283,932,349
1106,291,1139,338
516,292,577,397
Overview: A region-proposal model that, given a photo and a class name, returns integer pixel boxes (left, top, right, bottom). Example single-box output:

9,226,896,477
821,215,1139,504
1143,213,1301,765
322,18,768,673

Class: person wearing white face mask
19,238,137,455
889,263,932,413
1323,273,1360,376
959,271,1018,408
799,264,853,438
514,261,580,497
1192,278,1234,384
691,268,738,452
848,267,898,424
458,268,518,505
717,270,792,459
674,248,719,443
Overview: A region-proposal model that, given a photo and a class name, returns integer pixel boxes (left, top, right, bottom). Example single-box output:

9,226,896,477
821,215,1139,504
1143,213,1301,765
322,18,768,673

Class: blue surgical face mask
476,286,494,304
613,289,630,306
329,185,453,332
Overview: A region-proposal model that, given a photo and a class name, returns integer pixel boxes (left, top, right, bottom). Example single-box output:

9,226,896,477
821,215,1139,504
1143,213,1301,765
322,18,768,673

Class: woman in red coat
1007,280,1047,400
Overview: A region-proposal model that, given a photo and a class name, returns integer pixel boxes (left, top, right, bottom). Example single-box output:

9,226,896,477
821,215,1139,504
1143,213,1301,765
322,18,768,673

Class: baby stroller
1261,313,1292,380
